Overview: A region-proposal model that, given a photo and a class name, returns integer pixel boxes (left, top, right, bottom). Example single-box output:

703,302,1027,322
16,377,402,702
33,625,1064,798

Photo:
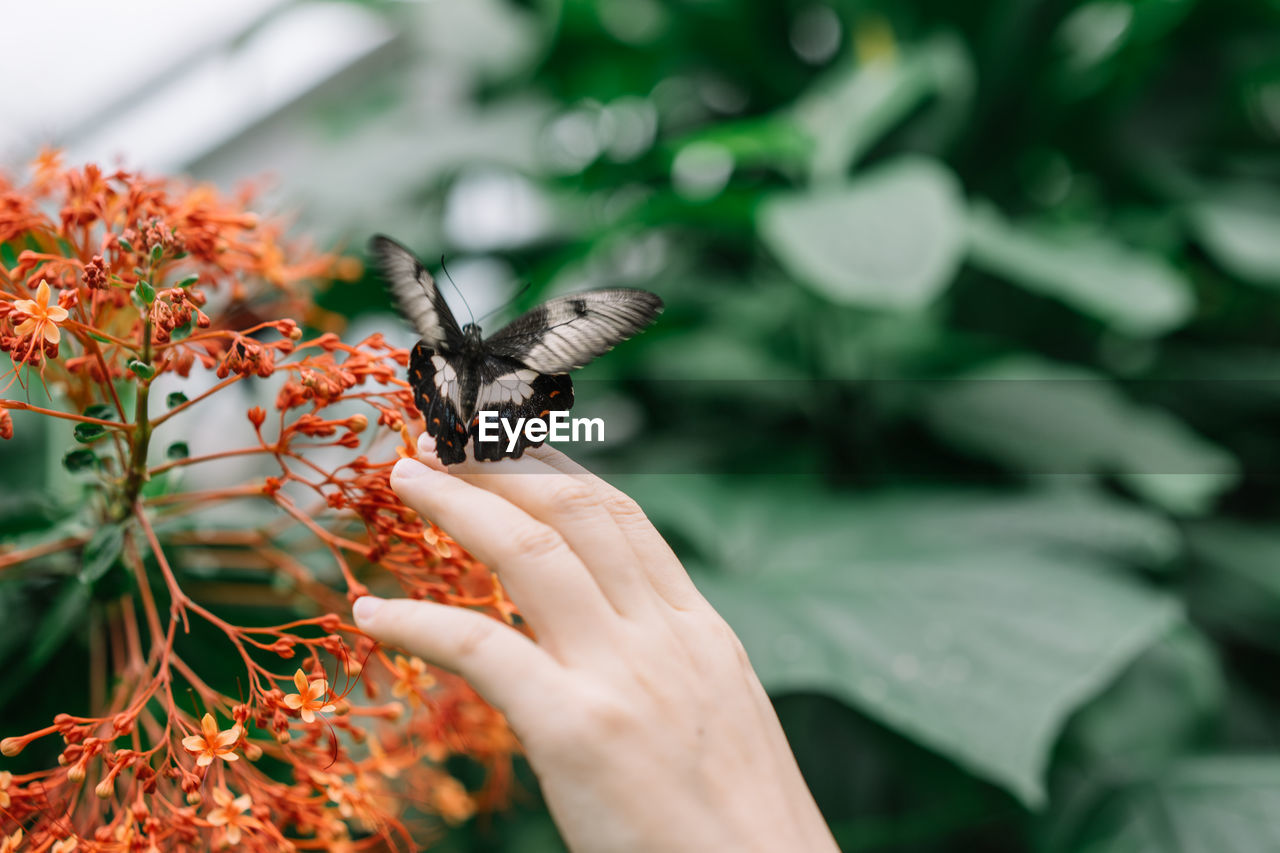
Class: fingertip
391,456,434,483
352,595,385,628
415,434,448,471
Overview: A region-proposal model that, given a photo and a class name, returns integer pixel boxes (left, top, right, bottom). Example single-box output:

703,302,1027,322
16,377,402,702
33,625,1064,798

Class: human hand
353,436,839,853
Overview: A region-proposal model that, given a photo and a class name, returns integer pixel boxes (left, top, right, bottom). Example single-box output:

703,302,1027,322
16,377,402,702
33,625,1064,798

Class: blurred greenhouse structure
6,0,1280,849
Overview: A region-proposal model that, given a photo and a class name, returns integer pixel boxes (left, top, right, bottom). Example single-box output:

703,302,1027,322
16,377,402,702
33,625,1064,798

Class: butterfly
371,235,664,464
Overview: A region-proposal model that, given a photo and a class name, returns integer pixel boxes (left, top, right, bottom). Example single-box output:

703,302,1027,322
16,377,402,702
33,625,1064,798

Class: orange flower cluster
0,153,521,850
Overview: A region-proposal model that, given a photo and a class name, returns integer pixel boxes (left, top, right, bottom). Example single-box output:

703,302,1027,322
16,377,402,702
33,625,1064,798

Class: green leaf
1182,521,1280,648
967,203,1193,336
80,522,126,585
134,280,156,305
73,422,106,443
83,403,115,421
0,242,16,270
127,359,156,380
758,156,965,311
63,448,97,472
922,357,1239,515
1067,625,1224,771
1188,188,1280,288
1067,758,1280,852
792,34,973,179
150,242,164,263
86,330,113,344
170,315,195,341
175,275,199,289
166,391,189,409
0,580,92,706
166,441,189,461
118,238,134,253
623,478,1180,806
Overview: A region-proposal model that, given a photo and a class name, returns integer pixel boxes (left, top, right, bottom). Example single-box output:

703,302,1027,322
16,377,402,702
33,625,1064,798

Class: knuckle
452,619,495,662
510,521,564,559
603,492,648,527
574,692,634,739
697,614,753,669
548,480,598,516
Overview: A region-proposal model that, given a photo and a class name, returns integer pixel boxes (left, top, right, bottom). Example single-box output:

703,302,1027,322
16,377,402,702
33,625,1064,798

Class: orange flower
181,713,242,767
283,668,335,723
0,770,11,808
206,788,260,846
432,774,475,825
0,828,22,853
12,279,69,345
391,654,435,704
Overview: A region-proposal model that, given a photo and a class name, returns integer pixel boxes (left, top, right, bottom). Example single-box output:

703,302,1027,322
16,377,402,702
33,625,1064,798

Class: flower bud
244,741,263,761
186,791,202,806
0,736,24,756
347,414,368,434
95,777,115,799
247,406,267,428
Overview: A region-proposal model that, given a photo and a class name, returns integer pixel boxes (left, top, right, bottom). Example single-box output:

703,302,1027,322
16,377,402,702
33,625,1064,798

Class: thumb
352,596,557,713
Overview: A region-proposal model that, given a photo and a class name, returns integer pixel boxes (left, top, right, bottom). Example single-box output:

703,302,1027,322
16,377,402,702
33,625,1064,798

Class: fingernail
352,596,384,623
392,457,431,480
417,432,434,455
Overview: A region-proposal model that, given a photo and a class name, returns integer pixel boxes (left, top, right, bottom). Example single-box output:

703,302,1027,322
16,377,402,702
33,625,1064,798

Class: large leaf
792,34,973,179
1067,624,1224,770
922,357,1239,515
621,477,1180,806
1188,189,1280,288
967,203,1193,336
1069,758,1280,852
758,156,965,311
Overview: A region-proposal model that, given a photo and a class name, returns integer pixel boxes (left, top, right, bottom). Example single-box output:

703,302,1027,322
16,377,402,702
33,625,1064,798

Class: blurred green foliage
8,0,1280,848
289,0,1280,849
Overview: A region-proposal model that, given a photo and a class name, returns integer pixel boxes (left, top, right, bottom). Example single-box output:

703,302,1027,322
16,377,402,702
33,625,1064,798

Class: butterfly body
373,235,661,464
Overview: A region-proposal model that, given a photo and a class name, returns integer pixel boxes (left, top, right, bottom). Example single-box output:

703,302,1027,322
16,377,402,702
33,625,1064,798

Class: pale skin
352,434,840,853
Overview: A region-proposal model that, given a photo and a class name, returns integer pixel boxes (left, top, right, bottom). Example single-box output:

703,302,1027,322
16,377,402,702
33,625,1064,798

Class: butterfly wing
483,289,663,374
469,360,574,461
369,235,465,350
408,343,471,465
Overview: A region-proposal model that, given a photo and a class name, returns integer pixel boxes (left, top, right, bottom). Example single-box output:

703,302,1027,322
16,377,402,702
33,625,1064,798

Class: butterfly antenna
439,256,475,324
477,281,533,324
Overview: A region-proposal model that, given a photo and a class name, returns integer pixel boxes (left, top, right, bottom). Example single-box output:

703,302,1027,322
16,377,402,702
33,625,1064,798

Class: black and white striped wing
469,363,574,461
408,342,471,465
370,235,464,350
483,289,663,374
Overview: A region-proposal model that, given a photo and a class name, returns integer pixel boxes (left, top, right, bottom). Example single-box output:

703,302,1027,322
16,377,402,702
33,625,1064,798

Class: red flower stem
0,399,130,429
65,321,138,352
147,445,278,477
0,534,87,570
154,320,282,350
273,494,371,557
272,495,367,592
144,484,265,508
149,373,244,427
125,529,166,648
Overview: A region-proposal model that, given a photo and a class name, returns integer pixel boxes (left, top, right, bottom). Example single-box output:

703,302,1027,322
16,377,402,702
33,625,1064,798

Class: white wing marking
476,369,538,410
